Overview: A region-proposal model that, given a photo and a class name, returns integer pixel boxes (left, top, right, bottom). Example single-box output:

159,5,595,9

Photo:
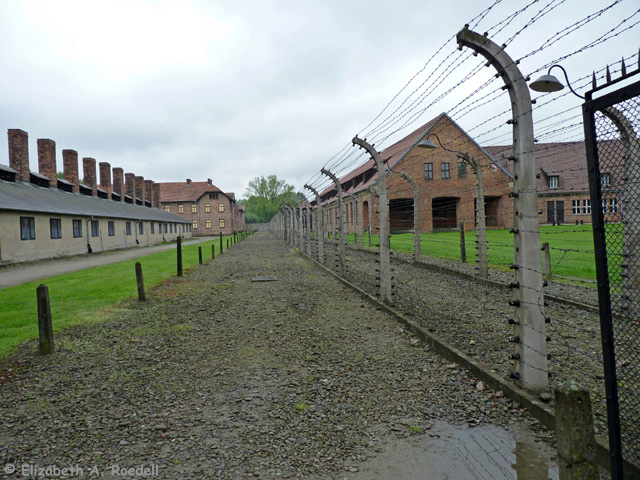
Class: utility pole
353,137,393,305
458,26,547,390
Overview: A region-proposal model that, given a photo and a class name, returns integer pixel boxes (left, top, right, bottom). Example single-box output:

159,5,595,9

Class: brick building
158,179,245,236
0,129,191,264
318,113,513,234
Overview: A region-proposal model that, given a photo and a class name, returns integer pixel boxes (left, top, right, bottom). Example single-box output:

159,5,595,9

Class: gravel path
0,232,553,479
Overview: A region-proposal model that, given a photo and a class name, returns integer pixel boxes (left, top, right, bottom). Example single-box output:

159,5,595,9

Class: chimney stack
186,178,191,186
135,176,144,203
207,178,212,186
62,149,80,192
8,129,30,183
124,173,135,198
144,179,153,206
152,182,161,208
37,139,57,188
99,162,112,198
112,167,124,200
82,157,97,196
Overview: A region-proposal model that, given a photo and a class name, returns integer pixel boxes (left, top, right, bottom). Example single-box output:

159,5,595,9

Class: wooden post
555,384,599,480
542,242,552,280
198,246,203,265
212,244,215,259
37,284,54,354
220,232,223,254
459,222,466,263
227,238,229,249
135,262,146,301
177,236,183,277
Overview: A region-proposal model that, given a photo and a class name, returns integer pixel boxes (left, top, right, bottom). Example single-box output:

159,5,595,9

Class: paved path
0,236,217,289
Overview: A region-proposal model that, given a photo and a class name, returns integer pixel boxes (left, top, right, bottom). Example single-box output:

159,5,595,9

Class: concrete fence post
304,185,324,264
459,222,466,263
555,384,599,480
135,261,146,301
321,169,346,277
305,198,312,257
37,284,54,355
458,27,547,389
542,242,552,280
353,137,392,305
368,189,373,247
177,236,183,277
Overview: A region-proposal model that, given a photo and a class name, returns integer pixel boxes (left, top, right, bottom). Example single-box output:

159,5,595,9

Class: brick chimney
135,176,144,203
186,178,191,186
124,172,135,198
207,178,212,186
152,182,161,208
8,129,30,183
82,157,97,196
99,162,112,198
112,167,124,200
62,149,80,192
143,179,153,206
37,139,57,188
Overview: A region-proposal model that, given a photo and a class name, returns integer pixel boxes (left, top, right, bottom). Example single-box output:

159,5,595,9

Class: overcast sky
0,0,637,198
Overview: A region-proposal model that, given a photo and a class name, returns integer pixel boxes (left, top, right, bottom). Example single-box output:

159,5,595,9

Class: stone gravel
0,232,553,479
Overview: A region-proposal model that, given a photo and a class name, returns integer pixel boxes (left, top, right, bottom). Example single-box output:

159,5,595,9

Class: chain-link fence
584,76,640,477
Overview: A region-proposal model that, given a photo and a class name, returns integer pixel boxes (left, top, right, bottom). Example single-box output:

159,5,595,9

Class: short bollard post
177,236,183,277
542,242,552,280
227,239,230,249
459,222,466,263
198,246,203,265
37,284,54,354
212,244,215,259
135,262,146,301
555,384,598,480
219,232,223,254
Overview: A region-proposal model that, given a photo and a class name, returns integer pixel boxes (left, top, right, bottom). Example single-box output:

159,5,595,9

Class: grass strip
0,237,232,359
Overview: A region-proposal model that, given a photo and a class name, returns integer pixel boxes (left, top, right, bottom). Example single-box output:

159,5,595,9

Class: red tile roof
158,181,234,203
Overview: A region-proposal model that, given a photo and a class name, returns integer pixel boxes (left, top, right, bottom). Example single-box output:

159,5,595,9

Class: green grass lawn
346,225,597,281
0,236,235,359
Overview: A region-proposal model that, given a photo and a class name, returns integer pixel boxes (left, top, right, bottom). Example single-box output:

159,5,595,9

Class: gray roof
0,179,189,223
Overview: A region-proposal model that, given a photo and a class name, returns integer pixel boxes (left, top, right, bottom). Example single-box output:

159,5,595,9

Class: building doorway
390,198,414,233
433,197,458,230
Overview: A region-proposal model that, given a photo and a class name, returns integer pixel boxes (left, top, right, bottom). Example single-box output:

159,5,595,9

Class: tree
241,175,297,223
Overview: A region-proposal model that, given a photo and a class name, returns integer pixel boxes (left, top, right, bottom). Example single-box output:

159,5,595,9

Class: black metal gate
583,71,640,479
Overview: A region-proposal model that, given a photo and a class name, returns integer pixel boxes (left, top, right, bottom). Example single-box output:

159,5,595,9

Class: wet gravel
318,239,608,440
0,232,553,479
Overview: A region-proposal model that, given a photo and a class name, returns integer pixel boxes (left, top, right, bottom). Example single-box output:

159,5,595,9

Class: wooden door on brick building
547,200,565,225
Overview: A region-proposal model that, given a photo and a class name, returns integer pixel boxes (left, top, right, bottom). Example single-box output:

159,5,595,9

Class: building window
108,221,115,236
205,203,211,213
573,200,581,215
458,161,467,178
441,162,450,179
549,176,559,189
219,219,225,228
582,199,591,215
206,219,212,229
150,222,155,234
218,203,224,212
126,222,132,235
602,173,611,188
164,223,168,234
139,222,144,234
164,205,171,212
193,220,198,229
91,220,99,237
158,222,162,233
191,204,197,213
20,217,36,240
178,204,184,213
73,219,82,238
609,198,619,213
209,193,218,199
424,163,433,180
50,218,62,239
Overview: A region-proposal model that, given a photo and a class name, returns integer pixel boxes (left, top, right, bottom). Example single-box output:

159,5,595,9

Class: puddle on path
346,421,558,480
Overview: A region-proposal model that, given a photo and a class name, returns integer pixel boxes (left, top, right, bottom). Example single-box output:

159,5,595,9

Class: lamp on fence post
457,26,548,390
418,134,488,278
529,64,585,99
